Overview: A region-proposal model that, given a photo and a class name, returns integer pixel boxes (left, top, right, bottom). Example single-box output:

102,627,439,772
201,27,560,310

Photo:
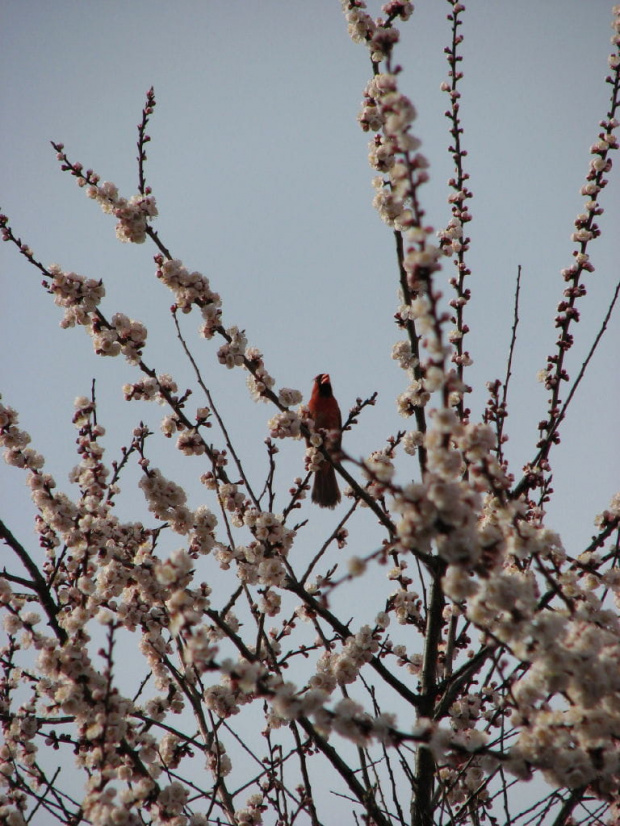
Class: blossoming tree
2,2,620,825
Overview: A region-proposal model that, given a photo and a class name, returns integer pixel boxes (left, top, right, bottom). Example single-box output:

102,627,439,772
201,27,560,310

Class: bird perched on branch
308,373,342,508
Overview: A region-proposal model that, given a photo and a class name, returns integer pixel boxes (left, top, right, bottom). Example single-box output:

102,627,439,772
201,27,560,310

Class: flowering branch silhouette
1,3,620,826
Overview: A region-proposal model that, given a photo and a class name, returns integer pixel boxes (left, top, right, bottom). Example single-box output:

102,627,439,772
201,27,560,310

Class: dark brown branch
296,715,393,826
0,519,67,644
411,563,446,826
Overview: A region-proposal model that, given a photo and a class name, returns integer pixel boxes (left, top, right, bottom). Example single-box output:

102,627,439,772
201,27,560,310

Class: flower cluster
595,492,620,531
444,545,620,793
391,339,418,370
360,71,426,228
85,180,158,243
245,347,276,402
217,326,247,368
139,467,193,534
402,243,444,294
392,409,512,568
277,387,303,407
106,312,148,364
396,380,430,415
394,476,479,564
152,782,190,821
269,679,402,750
155,547,194,589
328,625,380,686
123,373,179,403
211,481,246,515
363,450,396,501
233,794,266,826
402,429,423,455
176,429,206,456
68,398,109,500
437,215,464,257
341,1,413,62
304,445,325,474
210,510,295,596
0,399,44,471
47,264,105,328
342,2,376,46
268,409,302,439
189,505,218,555
42,265,149,364
390,588,422,625
155,257,222,337
245,509,295,553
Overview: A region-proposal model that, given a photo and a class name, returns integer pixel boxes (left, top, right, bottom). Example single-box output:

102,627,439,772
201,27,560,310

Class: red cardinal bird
308,373,342,508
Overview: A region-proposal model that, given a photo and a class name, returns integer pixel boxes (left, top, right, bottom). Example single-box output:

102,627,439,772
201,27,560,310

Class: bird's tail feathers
311,463,341,509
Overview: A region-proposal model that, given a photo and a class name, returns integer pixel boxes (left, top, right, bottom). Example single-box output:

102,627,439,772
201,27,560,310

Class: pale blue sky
1,2,619,820
2,1,618,549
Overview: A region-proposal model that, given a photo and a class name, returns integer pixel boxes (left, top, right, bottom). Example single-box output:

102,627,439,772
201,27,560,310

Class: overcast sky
3,1,618,547
1,2,619,820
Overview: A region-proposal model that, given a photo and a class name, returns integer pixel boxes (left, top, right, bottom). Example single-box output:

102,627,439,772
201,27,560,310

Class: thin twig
497,264,522,463
514,277,620,498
